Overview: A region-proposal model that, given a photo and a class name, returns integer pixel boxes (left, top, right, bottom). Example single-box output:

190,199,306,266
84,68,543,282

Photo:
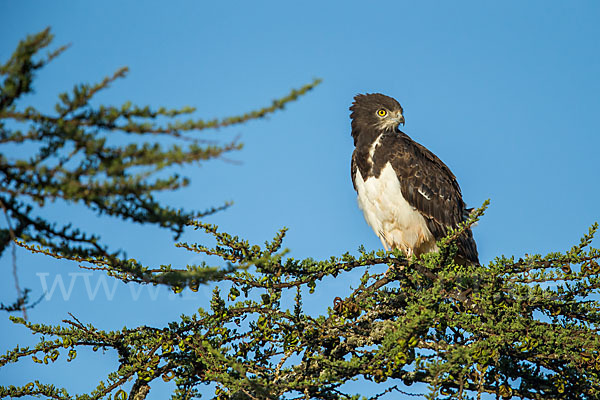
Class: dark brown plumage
350,93,478,264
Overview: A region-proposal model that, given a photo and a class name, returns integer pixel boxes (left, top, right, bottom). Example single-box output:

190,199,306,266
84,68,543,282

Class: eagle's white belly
354,162,437,256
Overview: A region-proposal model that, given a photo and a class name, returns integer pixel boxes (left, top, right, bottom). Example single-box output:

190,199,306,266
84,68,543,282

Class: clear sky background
1,1,599,398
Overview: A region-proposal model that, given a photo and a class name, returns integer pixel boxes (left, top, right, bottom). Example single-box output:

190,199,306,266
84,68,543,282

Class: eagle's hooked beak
395,112,405,127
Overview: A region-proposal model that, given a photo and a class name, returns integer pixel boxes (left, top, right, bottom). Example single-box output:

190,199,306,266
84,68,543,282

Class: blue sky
1,1,599,398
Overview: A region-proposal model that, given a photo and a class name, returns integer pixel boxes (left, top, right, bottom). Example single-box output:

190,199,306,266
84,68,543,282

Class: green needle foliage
2,207,600,399
0,28,321,311
2,30,600,400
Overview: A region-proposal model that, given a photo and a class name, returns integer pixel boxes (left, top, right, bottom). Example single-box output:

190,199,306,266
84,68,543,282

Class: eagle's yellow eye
377,109,387,117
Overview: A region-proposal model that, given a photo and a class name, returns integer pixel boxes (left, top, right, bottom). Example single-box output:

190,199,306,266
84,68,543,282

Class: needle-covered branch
2,29,600,400
2,203,600,399
0,28,320,311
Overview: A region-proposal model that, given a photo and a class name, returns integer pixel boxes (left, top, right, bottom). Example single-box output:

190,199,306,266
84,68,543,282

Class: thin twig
0,198,27,319
273,349,293,383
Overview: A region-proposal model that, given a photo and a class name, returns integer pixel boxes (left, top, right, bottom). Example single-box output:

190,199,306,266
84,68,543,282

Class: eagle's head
350,93,405,145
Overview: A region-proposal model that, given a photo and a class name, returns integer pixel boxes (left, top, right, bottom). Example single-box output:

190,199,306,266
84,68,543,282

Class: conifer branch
2,28,600,400
0,28,320,312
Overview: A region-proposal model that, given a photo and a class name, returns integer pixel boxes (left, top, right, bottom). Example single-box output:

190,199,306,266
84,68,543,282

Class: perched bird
350,93,478,264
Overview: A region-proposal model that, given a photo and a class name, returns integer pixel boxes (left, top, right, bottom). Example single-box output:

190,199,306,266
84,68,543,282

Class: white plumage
354,157,438,257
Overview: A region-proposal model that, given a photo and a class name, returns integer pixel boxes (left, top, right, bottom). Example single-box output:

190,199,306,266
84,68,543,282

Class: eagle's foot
384,263,405,278
382,246,410,277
